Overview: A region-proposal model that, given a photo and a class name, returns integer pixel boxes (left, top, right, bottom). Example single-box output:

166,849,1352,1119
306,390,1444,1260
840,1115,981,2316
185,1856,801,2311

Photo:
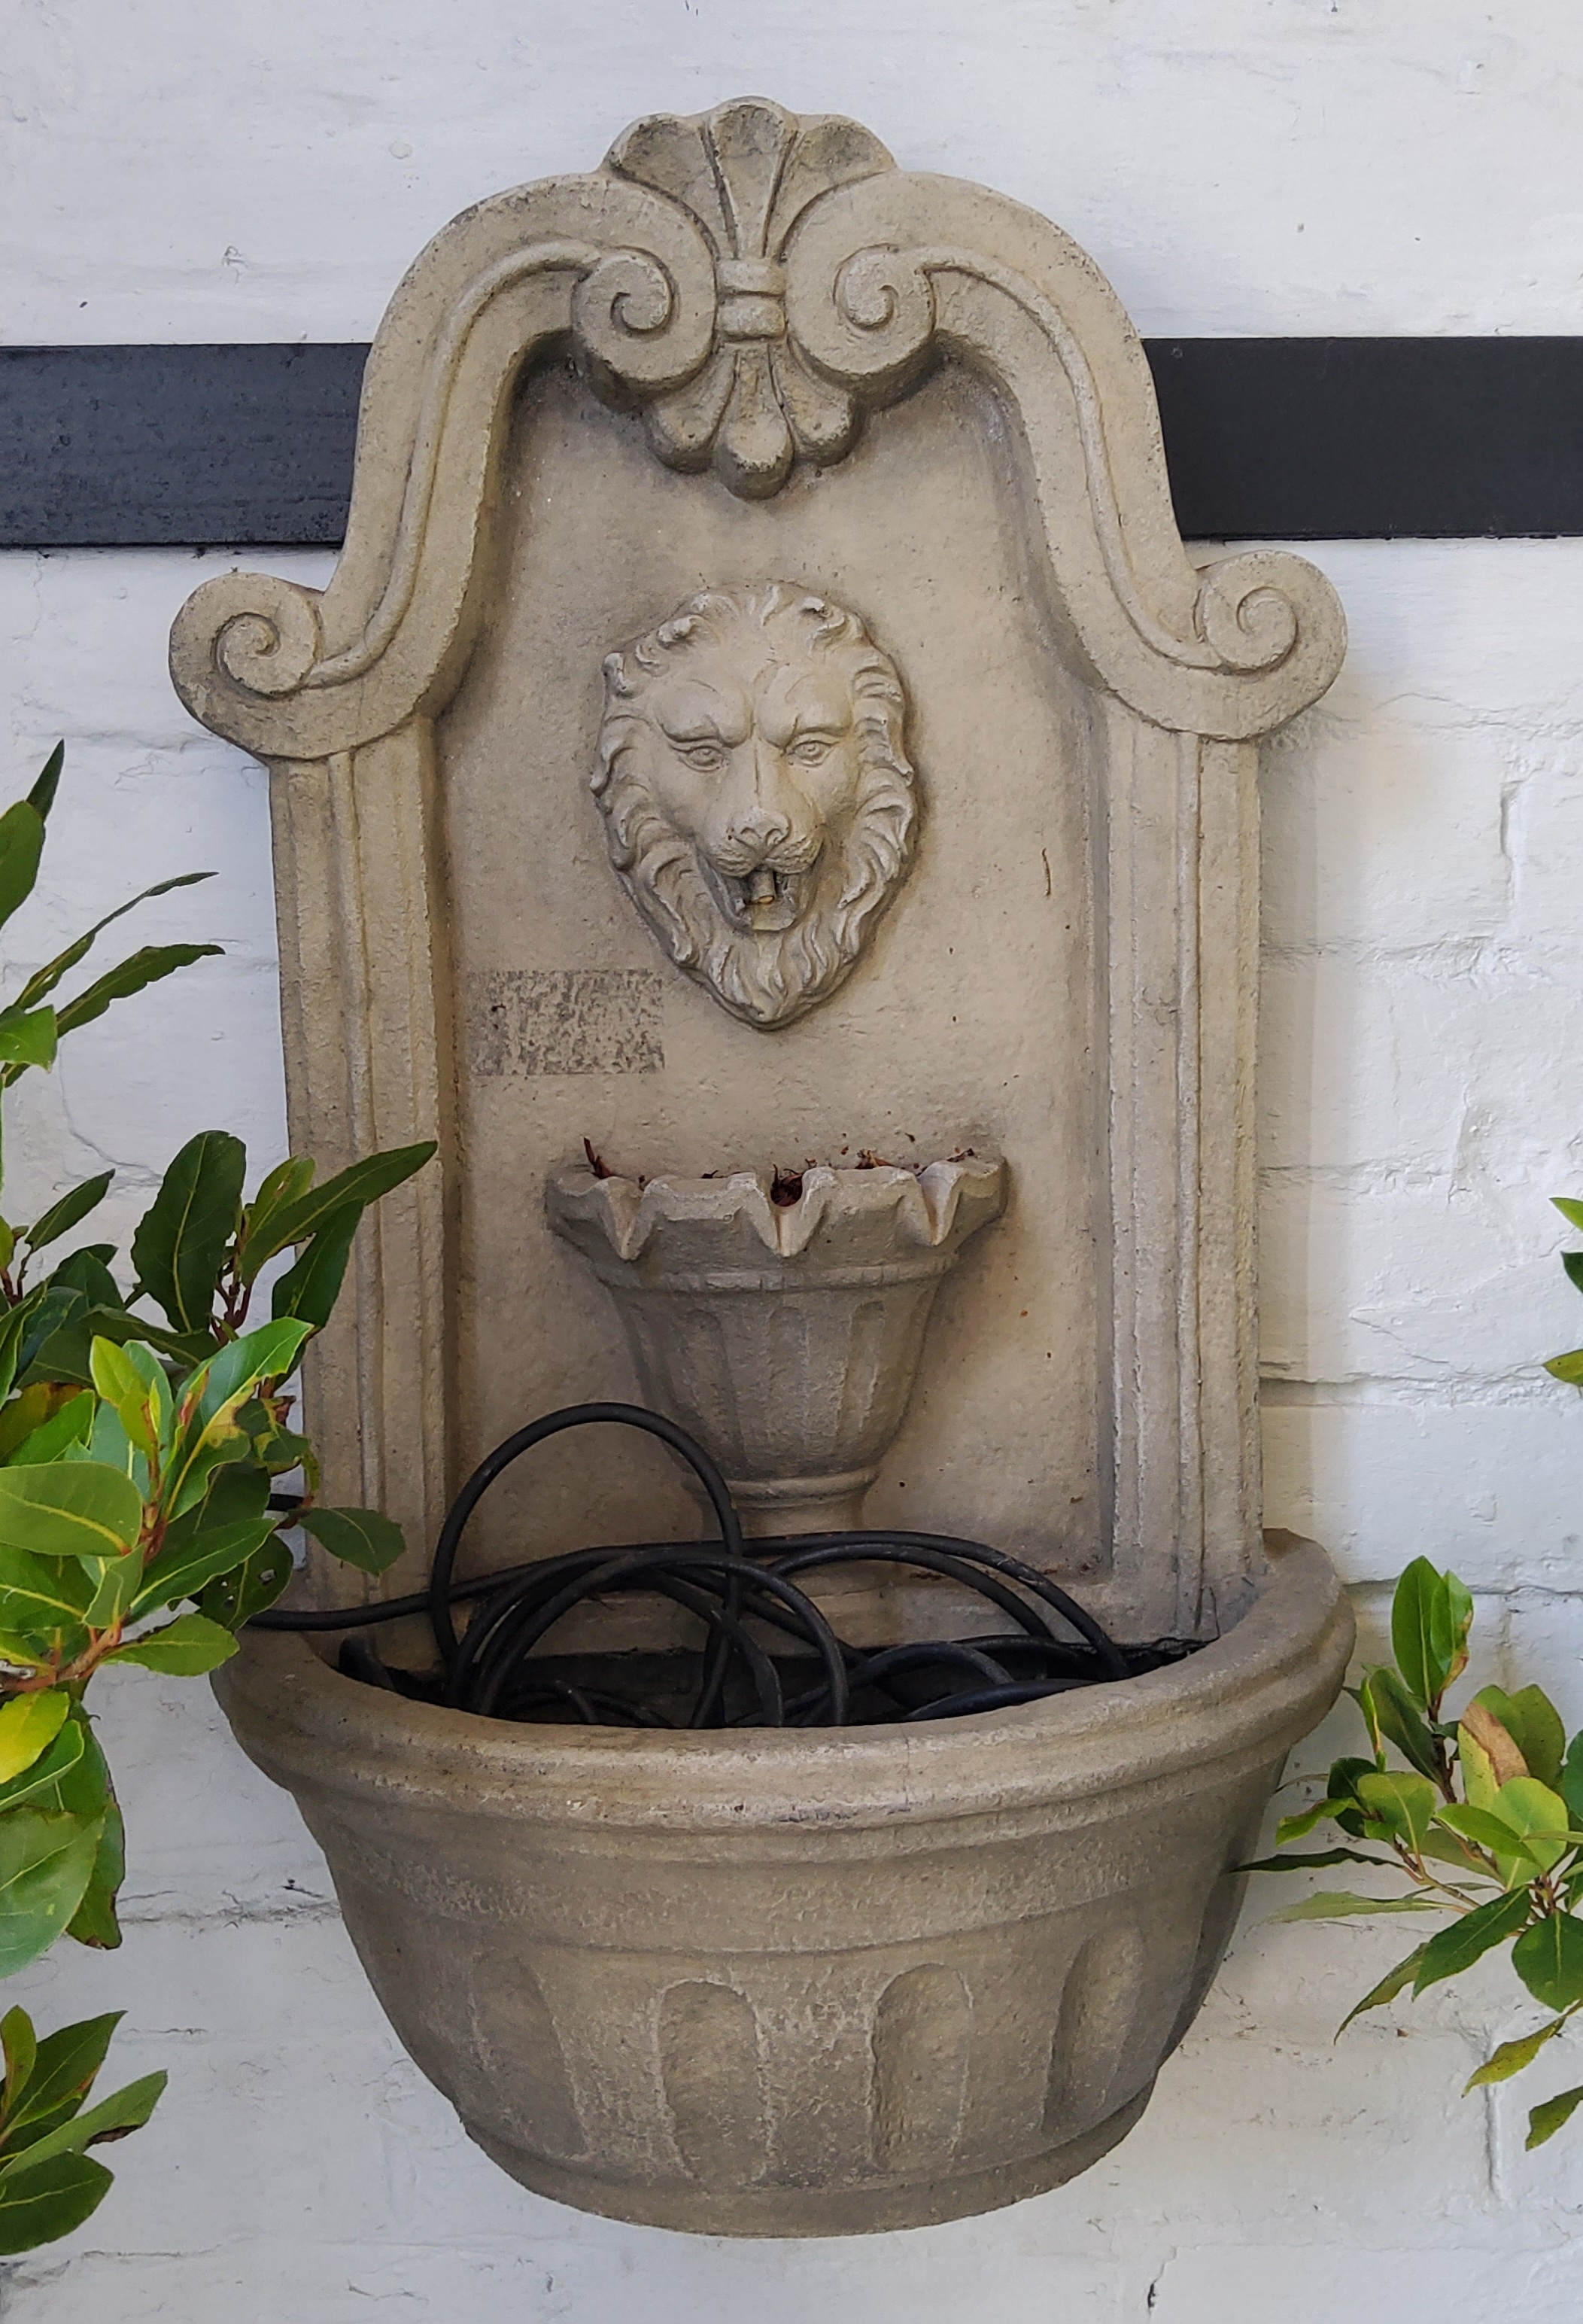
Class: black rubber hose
427,1403,745,1672
257,1403,1139,1729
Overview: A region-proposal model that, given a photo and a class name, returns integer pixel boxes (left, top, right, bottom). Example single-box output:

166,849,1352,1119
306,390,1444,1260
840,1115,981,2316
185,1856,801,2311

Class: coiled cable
257,1401,1182,1726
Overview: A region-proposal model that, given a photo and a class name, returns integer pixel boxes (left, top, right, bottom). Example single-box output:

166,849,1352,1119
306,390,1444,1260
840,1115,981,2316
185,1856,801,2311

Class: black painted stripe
4,340,1583,549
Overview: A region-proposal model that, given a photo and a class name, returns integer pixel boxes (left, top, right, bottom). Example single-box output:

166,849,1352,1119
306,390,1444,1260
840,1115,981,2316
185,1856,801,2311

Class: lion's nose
731,806,792,853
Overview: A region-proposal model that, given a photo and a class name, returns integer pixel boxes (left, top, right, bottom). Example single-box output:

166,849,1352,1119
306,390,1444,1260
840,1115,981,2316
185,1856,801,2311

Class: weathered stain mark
468,967,664,1076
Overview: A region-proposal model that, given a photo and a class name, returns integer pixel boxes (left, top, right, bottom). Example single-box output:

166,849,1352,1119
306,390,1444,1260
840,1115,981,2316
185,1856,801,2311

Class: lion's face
591,585,919,1029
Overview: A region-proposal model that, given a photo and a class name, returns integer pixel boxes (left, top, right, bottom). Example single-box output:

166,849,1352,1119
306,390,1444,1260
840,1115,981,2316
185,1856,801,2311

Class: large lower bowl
215,1533,1351,2236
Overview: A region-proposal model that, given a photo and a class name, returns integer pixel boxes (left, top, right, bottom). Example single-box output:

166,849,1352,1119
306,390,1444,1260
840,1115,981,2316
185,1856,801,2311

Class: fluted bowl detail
546,1153,1007,1531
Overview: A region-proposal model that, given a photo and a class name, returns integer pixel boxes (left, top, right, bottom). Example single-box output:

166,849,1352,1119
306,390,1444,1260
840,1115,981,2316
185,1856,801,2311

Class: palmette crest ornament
597,98,901,498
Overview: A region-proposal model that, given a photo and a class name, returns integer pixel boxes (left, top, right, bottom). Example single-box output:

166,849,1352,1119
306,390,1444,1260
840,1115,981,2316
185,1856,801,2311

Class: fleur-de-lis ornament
603,98,896,499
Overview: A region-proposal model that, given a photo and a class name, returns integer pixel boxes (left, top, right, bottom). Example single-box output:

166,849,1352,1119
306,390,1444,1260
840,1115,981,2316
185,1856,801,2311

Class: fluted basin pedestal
216,1534,1352,2236
546,1154,1008,1535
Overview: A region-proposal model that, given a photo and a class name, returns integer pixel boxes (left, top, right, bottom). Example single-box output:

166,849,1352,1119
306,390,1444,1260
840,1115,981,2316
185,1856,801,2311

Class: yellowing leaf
0,1693,68,1787
0,1466,142,1564
1466,2016,1569,2091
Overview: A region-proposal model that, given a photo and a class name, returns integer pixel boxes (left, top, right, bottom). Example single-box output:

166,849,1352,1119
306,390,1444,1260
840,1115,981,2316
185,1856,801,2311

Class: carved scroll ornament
169,96,1344,764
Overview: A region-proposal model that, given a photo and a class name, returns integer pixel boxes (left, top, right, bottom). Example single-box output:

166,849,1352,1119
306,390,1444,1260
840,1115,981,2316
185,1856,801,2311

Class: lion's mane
591,583,918,1029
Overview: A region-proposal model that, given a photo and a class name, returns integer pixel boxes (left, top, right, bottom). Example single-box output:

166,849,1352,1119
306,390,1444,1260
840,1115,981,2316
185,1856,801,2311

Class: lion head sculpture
591,583,919,1029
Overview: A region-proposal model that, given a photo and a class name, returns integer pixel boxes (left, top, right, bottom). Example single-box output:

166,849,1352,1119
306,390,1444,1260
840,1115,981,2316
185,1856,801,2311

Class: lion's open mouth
716,863,811,933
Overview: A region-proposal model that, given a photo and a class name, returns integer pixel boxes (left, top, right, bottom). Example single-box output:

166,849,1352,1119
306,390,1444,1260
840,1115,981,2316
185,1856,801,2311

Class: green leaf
11,873,214,1018
1356,1769,1440,1852
102,1613,237,1676
1392,1557,1454,1710
81,1553,140,1632
87,1340,153,1463
1566,1252,1583,1295
0,1462,142,1562
1436,1801,1549,1879
0,2009,35,2122
0,2069,163,2176
1417,1826,1498,1875
1322,1755,1382,1839
199,1529,293,1630
236,1140,436,1282
1444,1570,1475,1693
1466,2015,1571,2091
54,943,223,1039
0,805,45,938
240,1156,314,1258
0,1692,68,1786
1414,1886,1533,1994
42,1249,119,1314
0,1813,103,1979
85,1340,171,1477
26,746,63,824
0,2151,114,2253
0,1721,84,1817
299,1505,405,1577
16,1295,160,1394
0,1543,92,1660
0,1294,47,1410
187,1319,311,1425
77,1398,139,1489
160,1322,312,1521
161,1462,270,1547
0,1640,53,1677
1554,1197,1583,1232
1275,1799,1342,1844
2,2012,119,2139
8,1392,94,1468
1475,1686,1567,1788
1514,1914,1583,2012
132,1516,279,1619
1491,1776,1575,1877
0,1009,56,1072
65,1791,123,1951
269,1203,360,1331
1241,1848,1396,1873
1527,2082,1583,2148
20,1175,114,1262
1545,1347,1583,1386
1363,1665,1444,1783
234,1404,312,1483
1267,1891,1445,1924
129,1130,246,1336
1335,1942,1430,2036
1561,1732,1583,1828
45,1726,117,1949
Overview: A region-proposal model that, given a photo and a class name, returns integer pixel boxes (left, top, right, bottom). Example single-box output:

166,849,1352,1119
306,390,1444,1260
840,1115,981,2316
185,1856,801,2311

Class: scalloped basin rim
545,1151,1008,1264
216,1532,1352,1833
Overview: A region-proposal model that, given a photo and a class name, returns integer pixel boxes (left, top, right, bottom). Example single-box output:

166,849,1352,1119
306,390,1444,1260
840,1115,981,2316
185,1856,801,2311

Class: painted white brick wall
4,7,1583,2316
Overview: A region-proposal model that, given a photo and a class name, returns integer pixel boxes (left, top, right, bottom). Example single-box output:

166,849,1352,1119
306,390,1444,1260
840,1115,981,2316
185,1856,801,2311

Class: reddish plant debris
582,1138,612,1179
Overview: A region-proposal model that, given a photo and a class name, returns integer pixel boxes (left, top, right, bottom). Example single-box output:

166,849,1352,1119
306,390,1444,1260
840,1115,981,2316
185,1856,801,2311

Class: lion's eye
789,738,834,765
678,744,726,772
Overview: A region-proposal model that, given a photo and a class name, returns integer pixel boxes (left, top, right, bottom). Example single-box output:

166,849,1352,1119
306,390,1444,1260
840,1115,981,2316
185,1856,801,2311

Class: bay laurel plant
1253,1203,1583,2152
0,749,433,2249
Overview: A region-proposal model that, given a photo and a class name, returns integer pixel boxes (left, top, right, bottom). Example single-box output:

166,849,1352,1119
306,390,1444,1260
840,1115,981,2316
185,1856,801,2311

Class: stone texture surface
5,2,1583,2310
545,1153,1006,1532
214,1538,1349,2236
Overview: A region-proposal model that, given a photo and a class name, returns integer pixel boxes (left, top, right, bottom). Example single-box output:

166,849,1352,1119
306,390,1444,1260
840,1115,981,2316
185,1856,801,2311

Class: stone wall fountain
172,98,1354,2234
